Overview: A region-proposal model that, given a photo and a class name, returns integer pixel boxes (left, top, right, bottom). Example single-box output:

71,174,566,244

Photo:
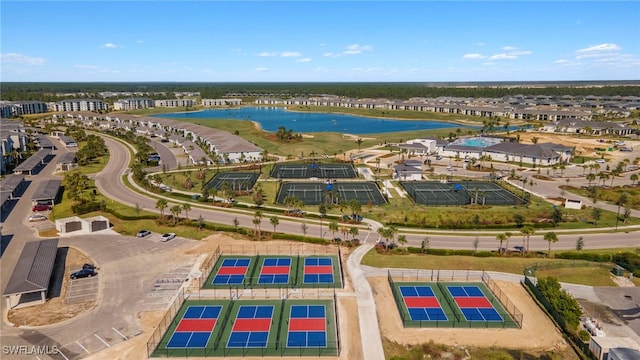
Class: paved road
98,135,640,252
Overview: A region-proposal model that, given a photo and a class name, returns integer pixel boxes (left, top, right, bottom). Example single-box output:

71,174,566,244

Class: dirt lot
518,132,638,162
7,246,97,326
369,277,569,352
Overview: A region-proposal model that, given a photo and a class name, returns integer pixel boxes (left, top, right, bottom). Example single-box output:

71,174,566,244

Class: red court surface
176,319,217,332
454,297,493,308
304,265,333,274
288,318,326,331
217,267,248,275
404,297,440,308
232,318,271,332
261,266,290,274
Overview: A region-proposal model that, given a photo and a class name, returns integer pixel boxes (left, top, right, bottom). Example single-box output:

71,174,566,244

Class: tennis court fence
146,288,186,358
387,269,522,329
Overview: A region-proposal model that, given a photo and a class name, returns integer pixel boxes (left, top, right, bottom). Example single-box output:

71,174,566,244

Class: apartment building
112,98,154,110
48,99,109,112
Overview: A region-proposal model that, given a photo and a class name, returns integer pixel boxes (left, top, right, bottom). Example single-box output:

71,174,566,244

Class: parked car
136,230,151,238
70,268,97,279
32,204,51,212
595,159,606,164
28,214,48,222
160,233,176,242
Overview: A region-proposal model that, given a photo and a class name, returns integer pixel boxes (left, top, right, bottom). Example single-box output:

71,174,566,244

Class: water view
152,107,463,134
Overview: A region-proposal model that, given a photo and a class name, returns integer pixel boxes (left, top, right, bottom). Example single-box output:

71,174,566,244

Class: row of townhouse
59,112,263,164
47,99,110,112
0,101,48,118
540,119,634,136
256,95,640,121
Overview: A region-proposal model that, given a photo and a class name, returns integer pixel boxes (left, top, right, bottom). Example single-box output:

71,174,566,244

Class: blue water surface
152,107,462,135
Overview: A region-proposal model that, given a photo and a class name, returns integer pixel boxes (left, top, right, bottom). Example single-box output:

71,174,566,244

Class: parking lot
66,275,99,304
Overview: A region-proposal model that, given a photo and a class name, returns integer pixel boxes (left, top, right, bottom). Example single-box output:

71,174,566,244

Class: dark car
137,230,151,238
82,263,96,270
32,204,51,212
70,268,97,279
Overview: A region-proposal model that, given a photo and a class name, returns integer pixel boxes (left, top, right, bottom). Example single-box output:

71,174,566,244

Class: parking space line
75,341,89,354
94,334,110,348
57,349,69,360
112,327,128,340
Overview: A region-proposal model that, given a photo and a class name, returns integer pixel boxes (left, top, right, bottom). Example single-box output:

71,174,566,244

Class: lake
152,107,463,134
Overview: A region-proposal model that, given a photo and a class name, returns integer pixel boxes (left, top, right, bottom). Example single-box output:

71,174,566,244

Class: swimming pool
449,137,502,148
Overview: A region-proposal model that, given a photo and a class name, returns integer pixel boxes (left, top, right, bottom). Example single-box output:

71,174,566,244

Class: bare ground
369,277,570,351
7,246,97,326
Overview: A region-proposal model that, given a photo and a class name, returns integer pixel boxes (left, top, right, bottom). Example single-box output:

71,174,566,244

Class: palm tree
182,203,191,220
318,203,327,238
156,199,168,222
520,226,535,255
543,231,559,258
631,173,639,186
329,220,339,240
269,216,279,233
349,226,359,241
253,210,263,239
586,173,596,187
170,205,182,225
504,232,513,254
496,233,507,254
356,138,364,152
397,234,407,247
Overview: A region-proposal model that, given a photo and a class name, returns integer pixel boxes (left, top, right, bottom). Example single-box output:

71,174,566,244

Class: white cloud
101,43,121,48
323,52,340,58
0,53,45,65
259,51,278,57
462,53,485,60
487,47,532,60
343,44,373,55
254,67,269,72
489,53,517,60
554,59,569,64
575,43,622,59
74,64,99,69
281,51,302,58
476,42,485,46
577,43,621,53
296,58,312,63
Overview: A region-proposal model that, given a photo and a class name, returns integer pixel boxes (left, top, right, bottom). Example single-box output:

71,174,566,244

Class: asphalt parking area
65,275,99,304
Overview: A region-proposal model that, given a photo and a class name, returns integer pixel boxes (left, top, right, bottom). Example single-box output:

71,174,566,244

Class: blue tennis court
447,285,503,322
227,305,274,348
213,258,251,285
303,257,334,284
287,305,327,347
258,258,291,284
399,286,447,321
167,305,222,348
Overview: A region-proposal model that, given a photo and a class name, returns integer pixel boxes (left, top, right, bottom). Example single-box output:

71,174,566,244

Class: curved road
98,135,640,252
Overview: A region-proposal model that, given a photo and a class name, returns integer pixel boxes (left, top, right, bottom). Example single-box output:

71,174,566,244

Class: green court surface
202,255,343,290
204,172,260,192
151,299,338,358
271,163,357,179
400,181,525,206
276,181,386,205
389,280,519,329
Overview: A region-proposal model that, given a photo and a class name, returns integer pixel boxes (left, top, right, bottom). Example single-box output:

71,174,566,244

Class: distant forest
1,81,639,102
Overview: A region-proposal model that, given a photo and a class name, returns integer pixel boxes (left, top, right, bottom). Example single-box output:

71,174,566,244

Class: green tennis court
205,172,259,192
401,181,525,206
276,182,386,205
271,163,357,179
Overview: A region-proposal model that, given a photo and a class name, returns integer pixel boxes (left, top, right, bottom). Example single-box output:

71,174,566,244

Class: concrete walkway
347,239,385,360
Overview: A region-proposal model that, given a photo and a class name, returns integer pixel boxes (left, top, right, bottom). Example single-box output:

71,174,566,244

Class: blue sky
1,1,639,82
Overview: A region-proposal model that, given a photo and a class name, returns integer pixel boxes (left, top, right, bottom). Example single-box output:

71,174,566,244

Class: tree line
2,82,640,102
